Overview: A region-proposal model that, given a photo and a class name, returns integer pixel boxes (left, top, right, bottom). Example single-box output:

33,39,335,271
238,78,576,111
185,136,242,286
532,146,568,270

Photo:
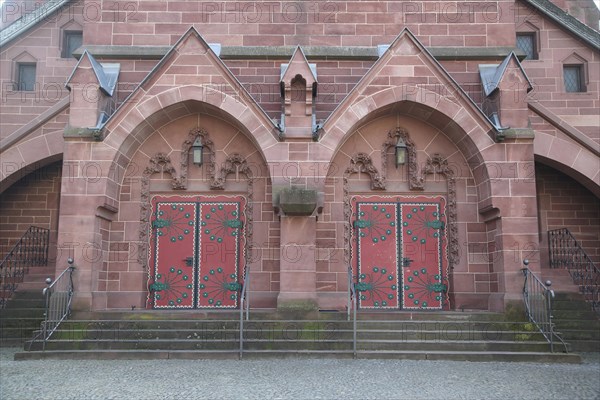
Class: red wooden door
351,195,449,310
148,195,246,309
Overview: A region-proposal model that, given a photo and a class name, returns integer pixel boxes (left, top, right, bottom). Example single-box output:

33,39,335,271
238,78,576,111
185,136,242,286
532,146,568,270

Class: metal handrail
347,266,357,358
0,226,50,308
521,260,568,353
239,266,250,359
41,258,76,350
548,228,600,314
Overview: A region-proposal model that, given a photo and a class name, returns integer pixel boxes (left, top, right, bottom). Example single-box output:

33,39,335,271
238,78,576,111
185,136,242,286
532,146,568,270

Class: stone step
0,308,45,319
70,310,507,322
6,290,46,300
39,327,547,342
552,319,600,329
357,340,552,352
553,309,598,320
2,297,46,309
14,349,241,360
13,349,582,363
46,319,542,333
558,329,600,340
552,300,595,311
27,337,555,353
554,292,591,302
9,281,48,291
566,340,600,352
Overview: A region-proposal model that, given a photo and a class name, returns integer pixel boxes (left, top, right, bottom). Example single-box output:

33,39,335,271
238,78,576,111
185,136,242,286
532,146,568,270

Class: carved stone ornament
420,153,459,269
137,153,183,266
210,153,255,263
381,127,423,190
342,152,385,265
180,127,217,188
344,153,386,191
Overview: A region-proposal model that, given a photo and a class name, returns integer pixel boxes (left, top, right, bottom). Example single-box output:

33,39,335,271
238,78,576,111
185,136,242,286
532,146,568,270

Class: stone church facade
1,0,598,313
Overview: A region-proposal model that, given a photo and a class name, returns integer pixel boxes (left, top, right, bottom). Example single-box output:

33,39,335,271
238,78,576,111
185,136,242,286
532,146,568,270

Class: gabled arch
318,29,497,208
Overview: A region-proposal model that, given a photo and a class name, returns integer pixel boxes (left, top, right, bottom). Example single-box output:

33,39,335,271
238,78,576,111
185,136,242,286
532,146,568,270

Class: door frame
350,194,450,310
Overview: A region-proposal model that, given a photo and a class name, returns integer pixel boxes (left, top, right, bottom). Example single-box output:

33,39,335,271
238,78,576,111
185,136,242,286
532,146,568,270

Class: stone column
277,216,318,309
274,186,321,310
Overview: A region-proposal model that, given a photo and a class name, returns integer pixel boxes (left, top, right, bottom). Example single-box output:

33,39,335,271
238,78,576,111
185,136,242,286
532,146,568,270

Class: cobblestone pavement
1,348,599,400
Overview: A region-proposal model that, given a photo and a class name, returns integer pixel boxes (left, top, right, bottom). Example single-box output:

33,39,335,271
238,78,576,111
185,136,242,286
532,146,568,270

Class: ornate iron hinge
401,258,413,267
184,257,194,266
150,281,168,292
225,282,242,291
353,219,372,229
429,283,448,293
426,219,445,230
354,282,372,292
152,219,170,229
224,219,243,229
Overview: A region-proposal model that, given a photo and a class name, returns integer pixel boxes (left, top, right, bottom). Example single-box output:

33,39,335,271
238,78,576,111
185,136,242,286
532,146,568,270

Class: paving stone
1,348,598,400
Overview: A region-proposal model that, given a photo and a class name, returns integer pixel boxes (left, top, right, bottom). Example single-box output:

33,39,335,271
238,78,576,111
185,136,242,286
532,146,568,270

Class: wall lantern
395,137,407,167
192,137,203,166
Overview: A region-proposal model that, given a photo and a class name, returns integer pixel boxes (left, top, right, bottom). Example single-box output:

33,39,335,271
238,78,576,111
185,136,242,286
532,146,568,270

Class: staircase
552,292,600,352
0,265,53,346
0,226,52,346
545,228,600,352
15,310,580,362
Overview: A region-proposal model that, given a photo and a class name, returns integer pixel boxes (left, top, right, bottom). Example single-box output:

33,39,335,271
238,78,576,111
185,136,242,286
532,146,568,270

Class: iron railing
0,226,50,308
548,228,600,314
347,266,357,358
239,267,250,359
41,258,75,350
521,259,567,353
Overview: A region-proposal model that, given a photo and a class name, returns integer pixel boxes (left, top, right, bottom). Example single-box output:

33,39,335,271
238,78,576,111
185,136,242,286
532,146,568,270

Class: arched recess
100,109,274,309
324,112,491,310
533,132,600,198
0,135,63,195
103,86,278,171
322,94,495,210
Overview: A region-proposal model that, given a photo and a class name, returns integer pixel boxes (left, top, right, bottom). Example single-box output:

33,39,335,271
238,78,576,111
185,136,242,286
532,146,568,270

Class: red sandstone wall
83,1,517,47
537,163,600,265
516,1,600,144
0,161,61,261
0,0,84,140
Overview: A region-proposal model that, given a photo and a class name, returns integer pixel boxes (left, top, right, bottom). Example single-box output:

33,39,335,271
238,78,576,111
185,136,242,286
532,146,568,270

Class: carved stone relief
342,152,385,265
180,127,217,188
381,127,423,190
211,153,255,263
137,153,183,266
421,153,459,269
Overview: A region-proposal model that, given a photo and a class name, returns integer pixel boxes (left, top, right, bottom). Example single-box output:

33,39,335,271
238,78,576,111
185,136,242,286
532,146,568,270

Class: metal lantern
395,136,407,167
192,137,203,166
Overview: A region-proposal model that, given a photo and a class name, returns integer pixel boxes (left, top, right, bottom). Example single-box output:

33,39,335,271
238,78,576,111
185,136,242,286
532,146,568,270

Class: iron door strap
184,256,194,266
